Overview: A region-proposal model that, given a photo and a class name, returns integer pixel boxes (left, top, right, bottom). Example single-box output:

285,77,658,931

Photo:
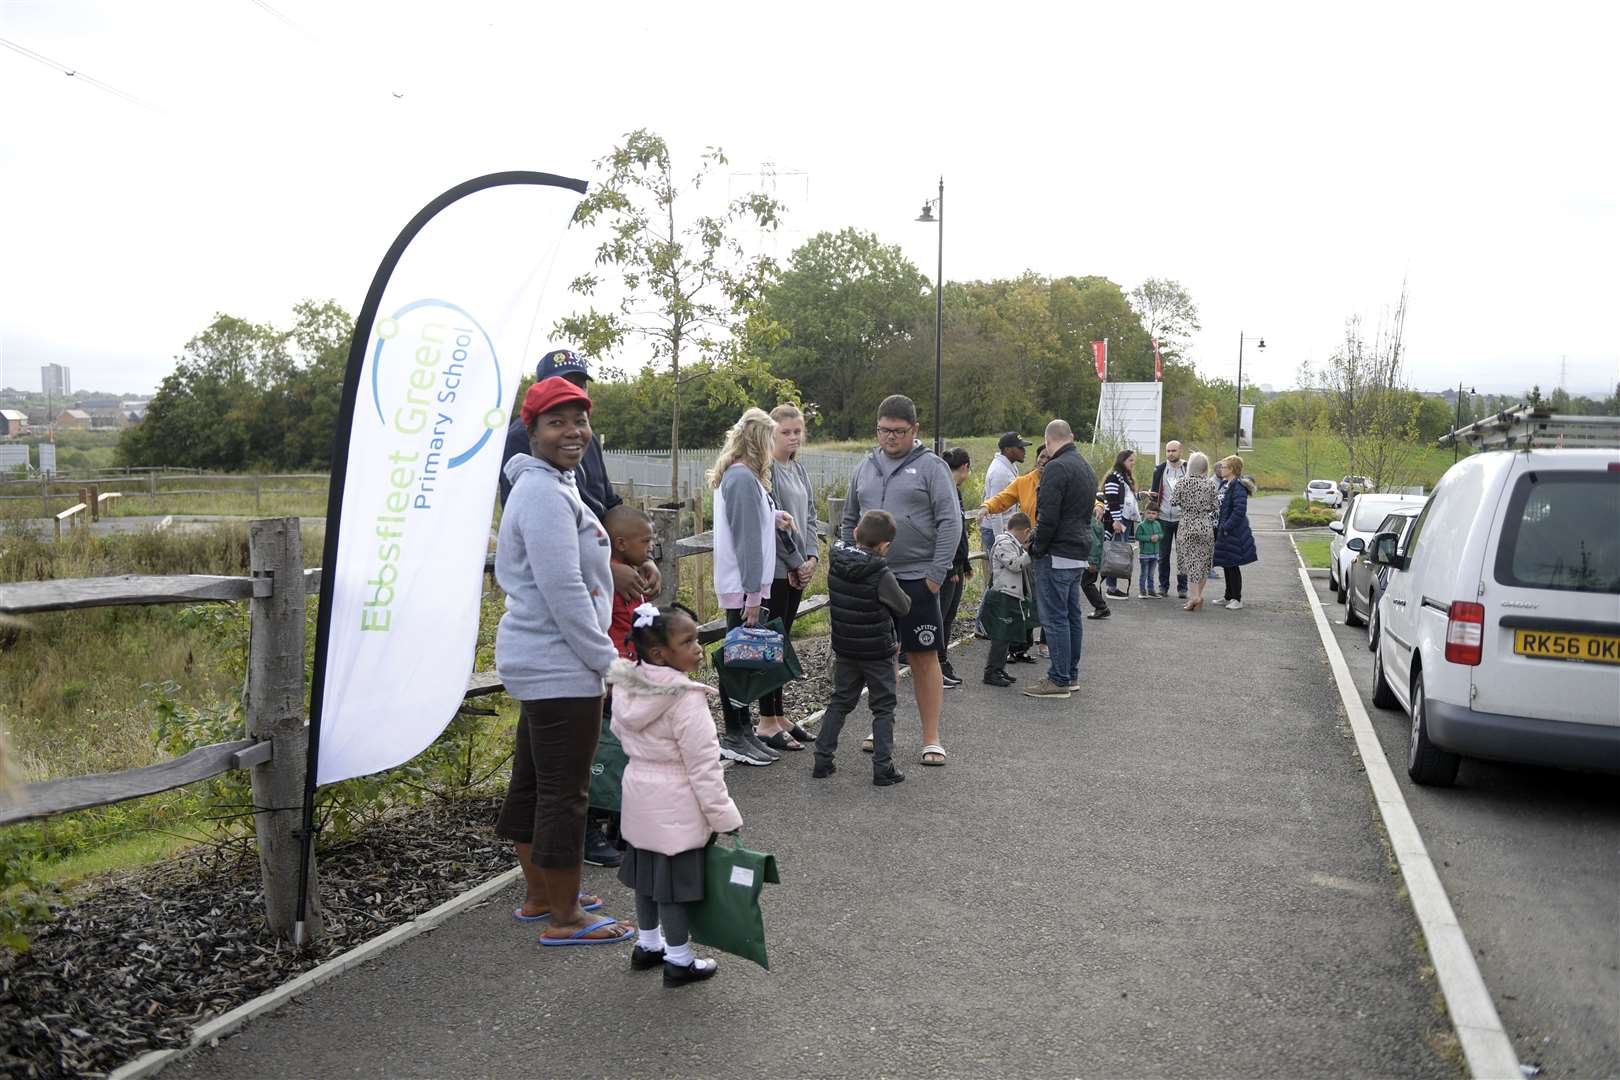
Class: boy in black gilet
814,510,912,787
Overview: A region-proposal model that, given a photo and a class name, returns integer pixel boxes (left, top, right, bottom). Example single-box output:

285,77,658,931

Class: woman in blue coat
1212,455,1258,610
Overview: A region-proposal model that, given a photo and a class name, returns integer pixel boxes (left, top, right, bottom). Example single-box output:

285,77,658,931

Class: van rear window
1494,472,1620,594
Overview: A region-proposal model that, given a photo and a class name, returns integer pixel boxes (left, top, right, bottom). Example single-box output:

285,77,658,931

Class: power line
245,0,316,41
0,36,159,112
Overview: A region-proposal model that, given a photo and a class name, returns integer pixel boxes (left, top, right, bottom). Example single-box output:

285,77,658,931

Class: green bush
1284,496,1339,528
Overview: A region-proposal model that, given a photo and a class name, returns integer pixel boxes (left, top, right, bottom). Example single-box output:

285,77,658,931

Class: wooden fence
0,472,329,518
0,500,979,942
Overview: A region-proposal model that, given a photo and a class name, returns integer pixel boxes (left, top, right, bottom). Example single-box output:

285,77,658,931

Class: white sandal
920,743,947,766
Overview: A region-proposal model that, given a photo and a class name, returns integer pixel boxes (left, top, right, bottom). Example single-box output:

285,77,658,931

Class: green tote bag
587,709,628,812
688,833,781,970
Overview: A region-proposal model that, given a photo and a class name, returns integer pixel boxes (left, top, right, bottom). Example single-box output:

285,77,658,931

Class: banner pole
292,171,588,945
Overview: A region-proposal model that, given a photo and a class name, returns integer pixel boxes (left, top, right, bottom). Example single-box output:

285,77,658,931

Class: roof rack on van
1438,405,1620,451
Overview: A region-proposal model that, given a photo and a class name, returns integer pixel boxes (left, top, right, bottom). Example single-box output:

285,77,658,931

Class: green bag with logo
587,710,628,812
688,832,780,970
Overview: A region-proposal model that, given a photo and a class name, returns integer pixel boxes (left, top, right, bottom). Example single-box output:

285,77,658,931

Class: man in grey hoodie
839,394,962,767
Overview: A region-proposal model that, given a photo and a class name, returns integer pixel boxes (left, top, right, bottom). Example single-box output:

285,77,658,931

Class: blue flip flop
539,916,635,947
512,894,603,923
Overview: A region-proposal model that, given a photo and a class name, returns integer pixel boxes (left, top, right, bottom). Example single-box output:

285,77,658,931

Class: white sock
665,941,694,967
637,927,665,951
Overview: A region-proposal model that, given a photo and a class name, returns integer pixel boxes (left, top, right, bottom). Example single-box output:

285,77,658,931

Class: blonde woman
1168,451,1219,611
710,408,796,766
1211,454,1258,609
755,404,822,752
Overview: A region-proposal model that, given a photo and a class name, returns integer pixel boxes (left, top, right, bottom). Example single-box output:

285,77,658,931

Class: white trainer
1225,600,1243,610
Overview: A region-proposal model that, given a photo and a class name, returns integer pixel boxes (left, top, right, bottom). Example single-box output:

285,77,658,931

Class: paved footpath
177,498,1459,1079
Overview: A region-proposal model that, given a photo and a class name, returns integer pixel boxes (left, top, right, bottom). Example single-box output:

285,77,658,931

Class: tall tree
1306,284,1423,491
559,129,782,496
1129,278,1201,354
755,228,928,438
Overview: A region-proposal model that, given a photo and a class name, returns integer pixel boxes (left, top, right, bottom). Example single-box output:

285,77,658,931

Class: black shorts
893,577,944,654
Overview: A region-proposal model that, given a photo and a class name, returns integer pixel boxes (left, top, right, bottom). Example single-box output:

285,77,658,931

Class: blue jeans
1035,557,1084,687
974,525,996,632
1139,556,1158,592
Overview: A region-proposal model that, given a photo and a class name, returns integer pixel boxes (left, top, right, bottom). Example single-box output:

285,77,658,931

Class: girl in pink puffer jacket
608,603,743,987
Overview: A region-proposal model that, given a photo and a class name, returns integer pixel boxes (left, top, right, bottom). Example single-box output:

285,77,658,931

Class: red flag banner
1092,340,1107,380
1152,336,1162,381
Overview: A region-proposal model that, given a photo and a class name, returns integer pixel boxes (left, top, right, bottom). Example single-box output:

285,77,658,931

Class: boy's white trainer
1225,600,1244,611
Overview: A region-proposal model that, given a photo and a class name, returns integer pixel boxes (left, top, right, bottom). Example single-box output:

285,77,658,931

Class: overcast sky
2,0,1616,401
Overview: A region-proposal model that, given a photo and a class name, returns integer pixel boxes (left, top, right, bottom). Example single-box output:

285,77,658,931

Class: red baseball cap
521,376,592,427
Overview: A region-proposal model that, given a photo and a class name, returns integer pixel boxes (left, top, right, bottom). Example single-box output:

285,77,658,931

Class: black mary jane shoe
1007,652,1039,664
631,945,666,971
1085,608,1112,620
786,722,816,743
664,958,720,987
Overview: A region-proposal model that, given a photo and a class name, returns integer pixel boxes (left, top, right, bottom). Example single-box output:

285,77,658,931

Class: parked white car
1305,479,1342,508
1329,492,1428,602
1369,448,1620,785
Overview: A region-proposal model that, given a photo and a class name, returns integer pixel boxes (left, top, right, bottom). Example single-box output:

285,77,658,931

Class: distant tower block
41,362,72,399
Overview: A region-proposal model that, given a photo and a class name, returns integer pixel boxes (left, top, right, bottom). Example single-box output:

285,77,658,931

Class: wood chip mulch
1,797,508,1080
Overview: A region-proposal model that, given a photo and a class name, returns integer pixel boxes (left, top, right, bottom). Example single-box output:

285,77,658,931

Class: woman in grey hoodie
493,377,632,947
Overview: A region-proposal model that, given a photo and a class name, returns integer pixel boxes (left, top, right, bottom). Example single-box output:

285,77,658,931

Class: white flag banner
311,172,586,785
1239,403,1256,450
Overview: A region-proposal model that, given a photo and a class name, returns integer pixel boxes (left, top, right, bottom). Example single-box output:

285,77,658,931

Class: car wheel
1406,672,1461,787
1345,585,1365,627
1366,599,1379,652
1371,633,1399,709
1328,561,1339,593
1335,564,1348,605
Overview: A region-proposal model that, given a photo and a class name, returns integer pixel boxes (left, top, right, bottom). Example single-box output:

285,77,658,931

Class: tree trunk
670,338,681,503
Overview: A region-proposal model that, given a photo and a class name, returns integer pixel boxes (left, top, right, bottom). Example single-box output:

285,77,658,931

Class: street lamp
916,177,943,455
1235,332,1265,450
1452,383,1477,462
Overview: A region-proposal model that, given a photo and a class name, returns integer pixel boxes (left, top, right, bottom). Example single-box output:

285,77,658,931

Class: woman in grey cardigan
756,404,822,751
493,377,632,947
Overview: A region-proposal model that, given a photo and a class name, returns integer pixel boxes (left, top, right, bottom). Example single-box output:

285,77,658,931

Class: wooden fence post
651,507,680,608
88,484,99,522
828,497,845,545
255,476,263,513
40,475,49,518
245,518,323,943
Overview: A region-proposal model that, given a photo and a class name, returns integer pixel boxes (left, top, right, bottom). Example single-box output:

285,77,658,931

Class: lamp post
916,177,944,455
1452,382,1477,462
1235,332,1265,451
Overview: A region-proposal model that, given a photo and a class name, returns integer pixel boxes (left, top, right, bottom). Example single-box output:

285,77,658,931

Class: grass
1294,538,1332,569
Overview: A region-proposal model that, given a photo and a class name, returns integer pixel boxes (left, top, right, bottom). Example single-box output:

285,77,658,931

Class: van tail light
1445,602,1485,665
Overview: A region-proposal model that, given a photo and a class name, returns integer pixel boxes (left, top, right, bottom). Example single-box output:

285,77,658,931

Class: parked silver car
1346,507,1422,641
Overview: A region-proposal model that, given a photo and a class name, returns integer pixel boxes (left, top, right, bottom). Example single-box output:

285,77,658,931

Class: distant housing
0,409,29,437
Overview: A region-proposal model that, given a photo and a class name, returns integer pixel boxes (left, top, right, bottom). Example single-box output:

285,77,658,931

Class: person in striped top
1101,449,1139,597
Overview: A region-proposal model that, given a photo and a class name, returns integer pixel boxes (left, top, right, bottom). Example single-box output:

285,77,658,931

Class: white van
1369,448,1620,785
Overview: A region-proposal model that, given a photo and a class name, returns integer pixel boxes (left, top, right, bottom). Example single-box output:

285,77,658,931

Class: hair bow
632,602,661,628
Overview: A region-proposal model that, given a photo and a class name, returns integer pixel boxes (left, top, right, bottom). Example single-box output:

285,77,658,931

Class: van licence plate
1513,629,1620,665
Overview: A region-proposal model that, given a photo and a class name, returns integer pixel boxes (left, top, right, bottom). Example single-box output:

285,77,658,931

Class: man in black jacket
1025,419,1097,700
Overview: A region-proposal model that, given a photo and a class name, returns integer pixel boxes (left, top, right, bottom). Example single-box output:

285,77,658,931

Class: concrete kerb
107,867,524,1080
1291,555,1522,1080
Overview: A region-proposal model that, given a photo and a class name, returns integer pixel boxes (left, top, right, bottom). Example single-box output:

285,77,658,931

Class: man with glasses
839,395,962,768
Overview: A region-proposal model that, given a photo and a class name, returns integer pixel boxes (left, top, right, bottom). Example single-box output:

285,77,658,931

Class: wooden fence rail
0,503,984,939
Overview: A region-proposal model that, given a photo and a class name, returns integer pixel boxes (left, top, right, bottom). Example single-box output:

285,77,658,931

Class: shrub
1284,496,1339,528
